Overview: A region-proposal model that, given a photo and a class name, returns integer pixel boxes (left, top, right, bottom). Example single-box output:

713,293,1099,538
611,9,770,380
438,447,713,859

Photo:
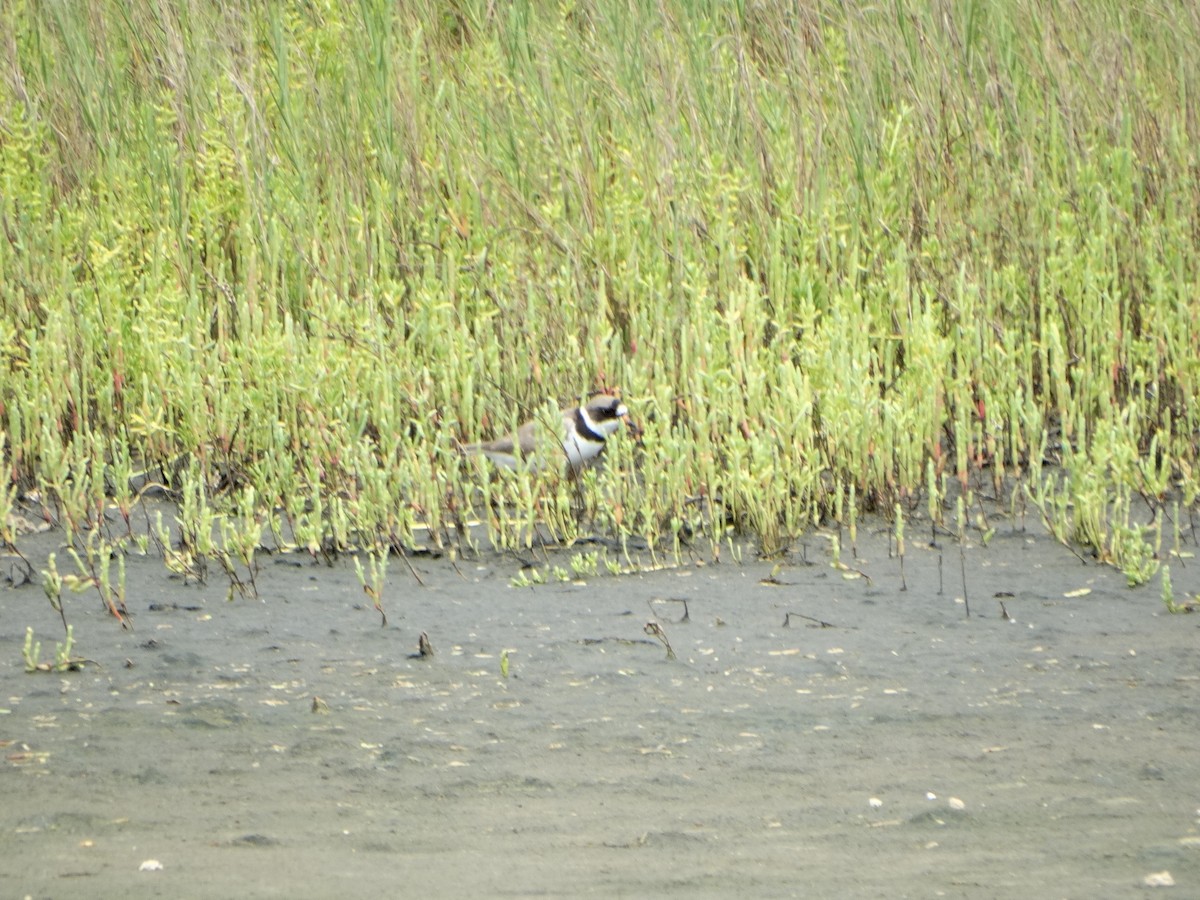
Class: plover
461,393,631,473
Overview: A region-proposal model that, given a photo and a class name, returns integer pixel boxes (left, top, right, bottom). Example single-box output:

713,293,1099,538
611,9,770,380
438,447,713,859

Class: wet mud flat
3,518,1200,898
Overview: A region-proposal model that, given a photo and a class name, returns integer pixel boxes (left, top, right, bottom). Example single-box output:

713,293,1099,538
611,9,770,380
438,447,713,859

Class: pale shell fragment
1143,871,1174,887
139,859,163,872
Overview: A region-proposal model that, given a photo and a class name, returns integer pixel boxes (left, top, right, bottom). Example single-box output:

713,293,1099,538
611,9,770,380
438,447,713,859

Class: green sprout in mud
41,552,68,631
976,513,996,547
926,460,943,545
66,531,129,627
23,625,80,674
1160,566,1196,613
1110,516,1160,587
894,503,907,592
1161,565,1175,611
1171,501,1184,562
216,487,264,600
154,509,202,584
510,567,546,588
353,545,389,626
570,551,600,578
847,484,858,559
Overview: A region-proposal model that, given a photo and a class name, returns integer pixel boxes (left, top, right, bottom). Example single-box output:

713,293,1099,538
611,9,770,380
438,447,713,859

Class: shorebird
461,393,631,473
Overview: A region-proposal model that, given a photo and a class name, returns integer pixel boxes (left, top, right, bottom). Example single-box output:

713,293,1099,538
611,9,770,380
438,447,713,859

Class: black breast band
573,408,605,443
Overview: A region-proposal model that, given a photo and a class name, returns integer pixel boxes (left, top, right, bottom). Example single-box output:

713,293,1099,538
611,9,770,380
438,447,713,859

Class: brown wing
476,420,540,456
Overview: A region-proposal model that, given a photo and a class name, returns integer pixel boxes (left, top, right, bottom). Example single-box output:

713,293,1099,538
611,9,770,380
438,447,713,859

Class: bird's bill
619,410,643,441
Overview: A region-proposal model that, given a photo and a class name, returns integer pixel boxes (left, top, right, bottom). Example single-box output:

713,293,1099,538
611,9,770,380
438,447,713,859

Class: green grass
2,0,1198,598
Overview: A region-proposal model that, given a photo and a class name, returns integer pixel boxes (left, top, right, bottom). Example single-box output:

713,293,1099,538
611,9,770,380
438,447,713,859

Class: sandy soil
3,512,1199,899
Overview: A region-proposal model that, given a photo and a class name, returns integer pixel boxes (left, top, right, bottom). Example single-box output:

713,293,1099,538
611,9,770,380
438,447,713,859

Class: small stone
1143,870,1174,887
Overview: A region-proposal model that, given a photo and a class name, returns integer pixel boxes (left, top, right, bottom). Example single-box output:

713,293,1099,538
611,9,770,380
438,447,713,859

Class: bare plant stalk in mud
956,496,970,619
643,621,676,661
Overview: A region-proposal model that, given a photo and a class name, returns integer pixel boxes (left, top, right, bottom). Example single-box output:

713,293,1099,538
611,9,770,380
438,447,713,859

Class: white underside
481,431,606,473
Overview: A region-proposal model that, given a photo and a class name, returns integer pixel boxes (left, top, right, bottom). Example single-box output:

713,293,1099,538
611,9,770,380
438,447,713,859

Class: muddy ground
3,513,1199,898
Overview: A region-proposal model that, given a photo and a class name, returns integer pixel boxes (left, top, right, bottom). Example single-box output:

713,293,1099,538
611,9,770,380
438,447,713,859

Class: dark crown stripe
573,407,606,443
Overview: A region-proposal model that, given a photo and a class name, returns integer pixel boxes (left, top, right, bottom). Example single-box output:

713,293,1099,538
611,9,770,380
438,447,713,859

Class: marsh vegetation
2,1,1198,624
